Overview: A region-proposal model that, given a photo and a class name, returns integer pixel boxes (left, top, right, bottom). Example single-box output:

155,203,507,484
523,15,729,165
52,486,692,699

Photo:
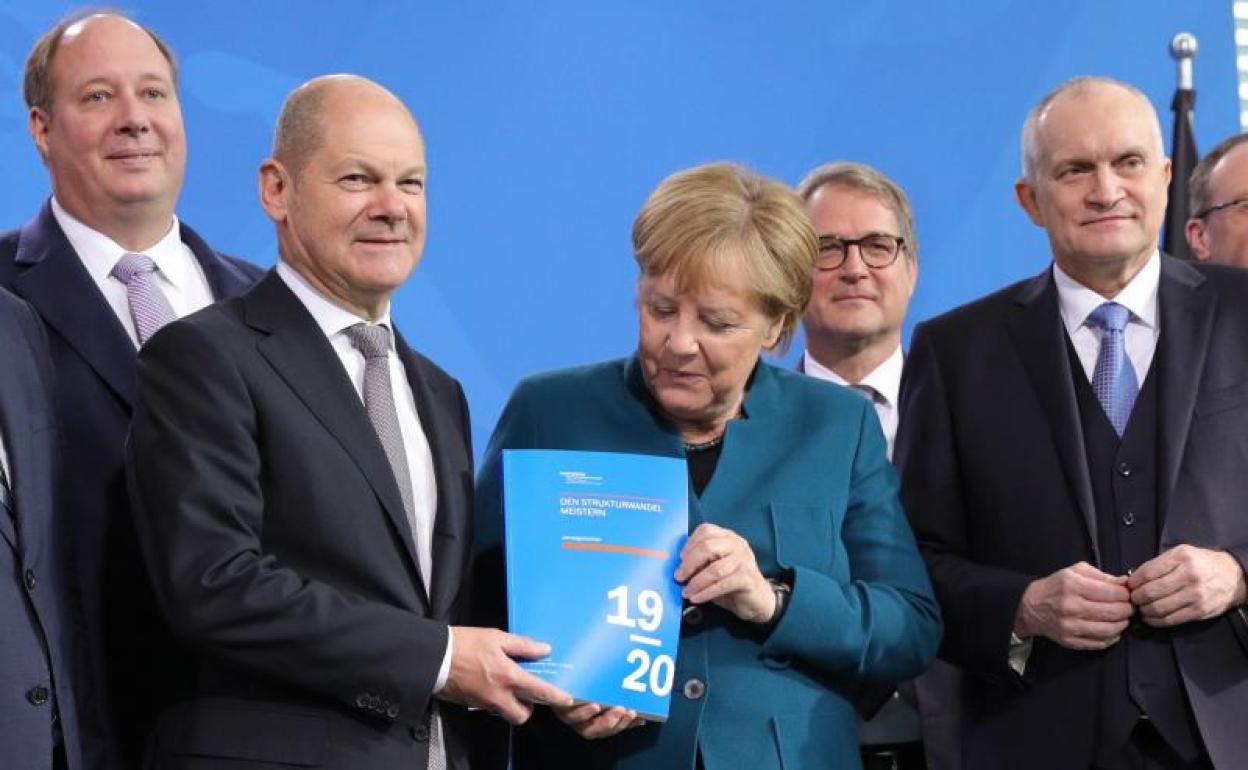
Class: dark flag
1163,86,1197,259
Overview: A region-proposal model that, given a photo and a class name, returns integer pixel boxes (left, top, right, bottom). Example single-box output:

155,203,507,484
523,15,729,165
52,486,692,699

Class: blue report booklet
502,449,688,721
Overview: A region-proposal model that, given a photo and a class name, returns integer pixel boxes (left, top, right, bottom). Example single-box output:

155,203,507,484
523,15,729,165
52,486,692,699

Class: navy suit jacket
0,287,85,770
0,201,263,767
474,357,940,770
126,272,477,769
897,257,1248,769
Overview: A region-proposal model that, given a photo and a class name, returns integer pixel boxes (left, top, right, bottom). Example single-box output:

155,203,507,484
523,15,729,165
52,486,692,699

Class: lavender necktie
1087,302,1139,436
110,252,178,345
344,324,445,770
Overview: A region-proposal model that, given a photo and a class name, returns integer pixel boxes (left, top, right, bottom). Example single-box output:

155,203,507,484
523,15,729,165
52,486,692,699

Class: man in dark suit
898,76,1248,769
127,74,570,769
0,12,262,766
0,287,85,770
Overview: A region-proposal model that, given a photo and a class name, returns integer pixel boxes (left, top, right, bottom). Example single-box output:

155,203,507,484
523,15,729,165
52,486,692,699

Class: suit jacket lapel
1005,269,1102,565
0,318,23,552
182,222,255,300
1155,258,1213,529
13,204,137,407
0,307,49,557
395,336,465,619
245,273,427,602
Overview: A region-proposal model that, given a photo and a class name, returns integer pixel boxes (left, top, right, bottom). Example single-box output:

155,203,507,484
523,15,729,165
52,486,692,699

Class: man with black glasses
797,162,958,770
796,162,916,460
1185,132,1248,267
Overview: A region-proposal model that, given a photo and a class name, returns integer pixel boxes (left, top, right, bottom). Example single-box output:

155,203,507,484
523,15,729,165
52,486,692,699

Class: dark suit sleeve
127,319,447,727
897,322,1032,682
761,397,942,683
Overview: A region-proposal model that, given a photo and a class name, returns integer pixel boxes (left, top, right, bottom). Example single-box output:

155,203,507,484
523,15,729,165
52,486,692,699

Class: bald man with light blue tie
898,76,1248,770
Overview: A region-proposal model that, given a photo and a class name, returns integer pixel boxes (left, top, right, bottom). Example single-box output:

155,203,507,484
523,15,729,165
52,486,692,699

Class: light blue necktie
1087,302,1138,436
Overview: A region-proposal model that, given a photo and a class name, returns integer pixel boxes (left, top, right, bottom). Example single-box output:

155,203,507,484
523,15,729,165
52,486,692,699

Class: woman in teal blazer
473,163,940,770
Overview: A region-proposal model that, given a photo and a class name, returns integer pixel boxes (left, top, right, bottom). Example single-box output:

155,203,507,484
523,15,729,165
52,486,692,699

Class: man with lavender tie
897,76,1248,769
0,12,262,766
126,74,569,769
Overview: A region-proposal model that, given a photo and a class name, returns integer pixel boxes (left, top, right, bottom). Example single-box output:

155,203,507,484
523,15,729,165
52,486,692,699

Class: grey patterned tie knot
346,322,390,361
110,252,177,345
343,322,444,770
1087,301,1139,436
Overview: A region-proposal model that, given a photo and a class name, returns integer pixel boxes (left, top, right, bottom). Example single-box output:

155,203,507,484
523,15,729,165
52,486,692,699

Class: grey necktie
344,324,445,770
851,383,883,405
110,252,178,345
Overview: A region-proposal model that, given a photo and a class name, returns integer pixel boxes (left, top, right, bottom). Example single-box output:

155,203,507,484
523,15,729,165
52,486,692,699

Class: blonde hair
632,162,816,352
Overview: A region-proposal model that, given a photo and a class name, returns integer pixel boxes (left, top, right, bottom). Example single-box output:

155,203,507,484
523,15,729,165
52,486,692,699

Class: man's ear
1185,217,1212,261
1014,179,1044,227
258,158,290,224
29,107,52,163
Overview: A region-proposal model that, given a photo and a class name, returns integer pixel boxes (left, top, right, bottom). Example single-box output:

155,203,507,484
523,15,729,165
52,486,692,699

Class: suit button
682,678,705,700
683,606,704,626
24,570,35,591
27,686,49,706
1122,511,1136,526
411,725,430,742
1117,462,1133,478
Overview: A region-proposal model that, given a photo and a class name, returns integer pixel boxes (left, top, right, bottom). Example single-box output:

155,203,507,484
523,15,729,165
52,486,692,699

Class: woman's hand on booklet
551,701,646,739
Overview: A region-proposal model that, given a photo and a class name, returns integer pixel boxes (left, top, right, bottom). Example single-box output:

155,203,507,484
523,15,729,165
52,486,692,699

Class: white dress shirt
51,197,214,348
276,262,453,693
1054,250,1160,387
802,346,903,460
0,431,10,488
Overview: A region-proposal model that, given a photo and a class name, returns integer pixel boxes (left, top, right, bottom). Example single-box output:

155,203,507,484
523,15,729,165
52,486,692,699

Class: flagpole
1162,32,1199,259
1171,32,1198,90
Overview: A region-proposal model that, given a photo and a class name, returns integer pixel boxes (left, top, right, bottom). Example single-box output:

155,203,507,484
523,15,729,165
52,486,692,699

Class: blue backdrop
0,2,1238,454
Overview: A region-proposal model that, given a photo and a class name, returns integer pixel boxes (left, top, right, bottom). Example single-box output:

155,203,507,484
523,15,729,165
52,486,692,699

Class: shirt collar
51,196,189,289
1053,249,1160,333
801,345,903,408
275,261,393,347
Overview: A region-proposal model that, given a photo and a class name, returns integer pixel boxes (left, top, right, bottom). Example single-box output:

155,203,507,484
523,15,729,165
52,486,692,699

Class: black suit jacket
0,288,86,770
127,271,477,769
0,201,263,767
897,256,1248,769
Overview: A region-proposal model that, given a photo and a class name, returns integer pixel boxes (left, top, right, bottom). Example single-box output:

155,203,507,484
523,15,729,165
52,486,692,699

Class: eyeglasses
816,233,906,270
1194,197,1248,220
